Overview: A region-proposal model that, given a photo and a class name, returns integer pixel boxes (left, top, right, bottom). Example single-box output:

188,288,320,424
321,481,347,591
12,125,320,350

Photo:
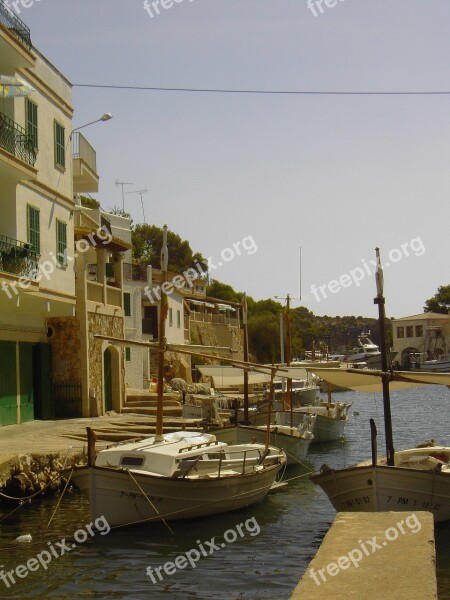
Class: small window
27,205,40,255
26,99,38,150
397,327,404,339
56,220,67,266
120,456,144,467
177,310,181,328
54,121,65,168
125,347,131,362
169,308,173,327
415,325,423,337
406,326,413,338
124,293,131,316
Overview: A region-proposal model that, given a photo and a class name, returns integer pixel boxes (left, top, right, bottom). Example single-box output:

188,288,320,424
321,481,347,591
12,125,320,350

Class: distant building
392,312,450,367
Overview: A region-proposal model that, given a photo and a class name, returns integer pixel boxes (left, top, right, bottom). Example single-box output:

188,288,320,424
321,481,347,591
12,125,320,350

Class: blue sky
18,0,450,318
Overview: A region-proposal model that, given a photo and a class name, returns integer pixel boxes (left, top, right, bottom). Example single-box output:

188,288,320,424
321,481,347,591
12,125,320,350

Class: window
406,326,413,338
27,205,40,254
56,220,67,266
124,293,131,316
125,347,131,362
397,327,404,339
177,310,181,328
169,308,173,327
415,325,423,337
54,121,65,168
26,99,38,149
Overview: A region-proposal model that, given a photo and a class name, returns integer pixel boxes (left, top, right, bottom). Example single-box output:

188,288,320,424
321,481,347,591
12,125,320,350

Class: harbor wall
291,511,437,599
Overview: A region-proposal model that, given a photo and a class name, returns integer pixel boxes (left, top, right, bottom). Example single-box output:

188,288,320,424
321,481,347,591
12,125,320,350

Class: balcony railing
0,234,38,279
0,111,37,167
123,262,148,281
72,132,97,173
0,1,32,49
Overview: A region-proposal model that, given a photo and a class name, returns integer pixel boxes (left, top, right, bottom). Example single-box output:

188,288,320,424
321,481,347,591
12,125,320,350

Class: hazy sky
19,0,450,318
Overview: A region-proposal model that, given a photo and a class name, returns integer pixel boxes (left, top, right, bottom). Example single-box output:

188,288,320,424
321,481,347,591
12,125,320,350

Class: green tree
207,280,242,303
424,285,450,314
80,195,100,209
132,224,207,273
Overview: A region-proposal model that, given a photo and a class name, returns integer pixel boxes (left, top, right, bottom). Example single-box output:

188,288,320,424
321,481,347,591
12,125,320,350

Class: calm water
1,385,449,599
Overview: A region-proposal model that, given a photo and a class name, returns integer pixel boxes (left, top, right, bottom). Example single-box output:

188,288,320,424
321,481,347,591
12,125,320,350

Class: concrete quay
291,511,437,599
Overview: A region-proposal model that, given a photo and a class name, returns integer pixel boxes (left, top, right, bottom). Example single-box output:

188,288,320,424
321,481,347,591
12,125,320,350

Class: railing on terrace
189,312,239,327
0,234,38,279
0,0,32,49
0,111,37,166
123,262,147,281
72,132,97,173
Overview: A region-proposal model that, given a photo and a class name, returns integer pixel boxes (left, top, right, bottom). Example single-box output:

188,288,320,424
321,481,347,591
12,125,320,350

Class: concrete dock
291,511,437,599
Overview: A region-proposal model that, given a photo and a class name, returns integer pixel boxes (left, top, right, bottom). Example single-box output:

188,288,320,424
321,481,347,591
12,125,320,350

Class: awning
305,368,450,393
196,364,311,385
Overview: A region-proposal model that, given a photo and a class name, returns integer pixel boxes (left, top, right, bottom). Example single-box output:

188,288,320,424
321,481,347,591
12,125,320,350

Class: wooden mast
374,247,395,466
155,224,168,442
242,293,250,426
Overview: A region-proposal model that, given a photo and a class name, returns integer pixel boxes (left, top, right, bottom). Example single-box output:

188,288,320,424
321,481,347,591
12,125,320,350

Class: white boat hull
72,459,283,527
312,464,450,523
214,426,312,465
276,410,347,443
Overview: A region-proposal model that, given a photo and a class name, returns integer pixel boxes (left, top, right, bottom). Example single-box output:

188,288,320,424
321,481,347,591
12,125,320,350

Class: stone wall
47,317,81,384
87,312,125,413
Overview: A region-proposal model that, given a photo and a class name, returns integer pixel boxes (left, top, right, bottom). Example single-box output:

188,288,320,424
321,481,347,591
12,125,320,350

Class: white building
0,5,76,425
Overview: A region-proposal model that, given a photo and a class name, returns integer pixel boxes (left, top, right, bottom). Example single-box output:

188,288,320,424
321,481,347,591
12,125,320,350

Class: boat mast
155,225,169,442
242,293,250,425
373,247,395,466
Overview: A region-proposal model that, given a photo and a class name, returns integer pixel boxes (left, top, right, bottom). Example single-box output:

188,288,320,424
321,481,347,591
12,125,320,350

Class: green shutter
26,99,38,149
19,343,34,423
125,347,131,362
28,205,40,255
0,342,17,426
54,121,65,168
56,220,67,265
124,293,131,316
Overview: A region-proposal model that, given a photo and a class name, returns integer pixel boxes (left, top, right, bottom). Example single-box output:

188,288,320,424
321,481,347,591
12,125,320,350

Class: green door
19,343,34,423
0,341,17,426
33,344,54,420
104,348,113,412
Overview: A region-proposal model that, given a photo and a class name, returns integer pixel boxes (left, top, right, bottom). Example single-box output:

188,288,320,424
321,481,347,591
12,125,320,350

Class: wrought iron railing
0,0,32,49
0,234,38,278
72,132,97,173
0,111,37,166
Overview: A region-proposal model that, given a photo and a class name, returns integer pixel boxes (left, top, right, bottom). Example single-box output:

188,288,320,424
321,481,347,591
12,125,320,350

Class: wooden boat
275,400,351,443
309,249,450,522
72,226,287,528
71,431,286,527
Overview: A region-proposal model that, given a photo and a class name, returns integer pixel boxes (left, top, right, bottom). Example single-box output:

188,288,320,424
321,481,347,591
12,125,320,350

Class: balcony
0,234,38,279
0,111,37,180
72,132,99,193
0,1,34,72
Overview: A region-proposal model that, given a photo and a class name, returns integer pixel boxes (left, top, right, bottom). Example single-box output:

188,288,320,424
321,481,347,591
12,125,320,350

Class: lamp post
71,113,113,135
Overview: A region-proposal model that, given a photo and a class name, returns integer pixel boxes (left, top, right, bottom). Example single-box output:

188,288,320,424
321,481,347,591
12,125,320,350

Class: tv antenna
115,179,134,210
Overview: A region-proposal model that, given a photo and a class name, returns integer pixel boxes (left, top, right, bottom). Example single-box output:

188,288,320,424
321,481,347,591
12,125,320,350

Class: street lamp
71,113,113,135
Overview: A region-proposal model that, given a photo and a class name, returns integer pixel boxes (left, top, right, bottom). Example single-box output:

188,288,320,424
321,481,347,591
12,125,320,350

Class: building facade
0,6,76,425
392,312,450,367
